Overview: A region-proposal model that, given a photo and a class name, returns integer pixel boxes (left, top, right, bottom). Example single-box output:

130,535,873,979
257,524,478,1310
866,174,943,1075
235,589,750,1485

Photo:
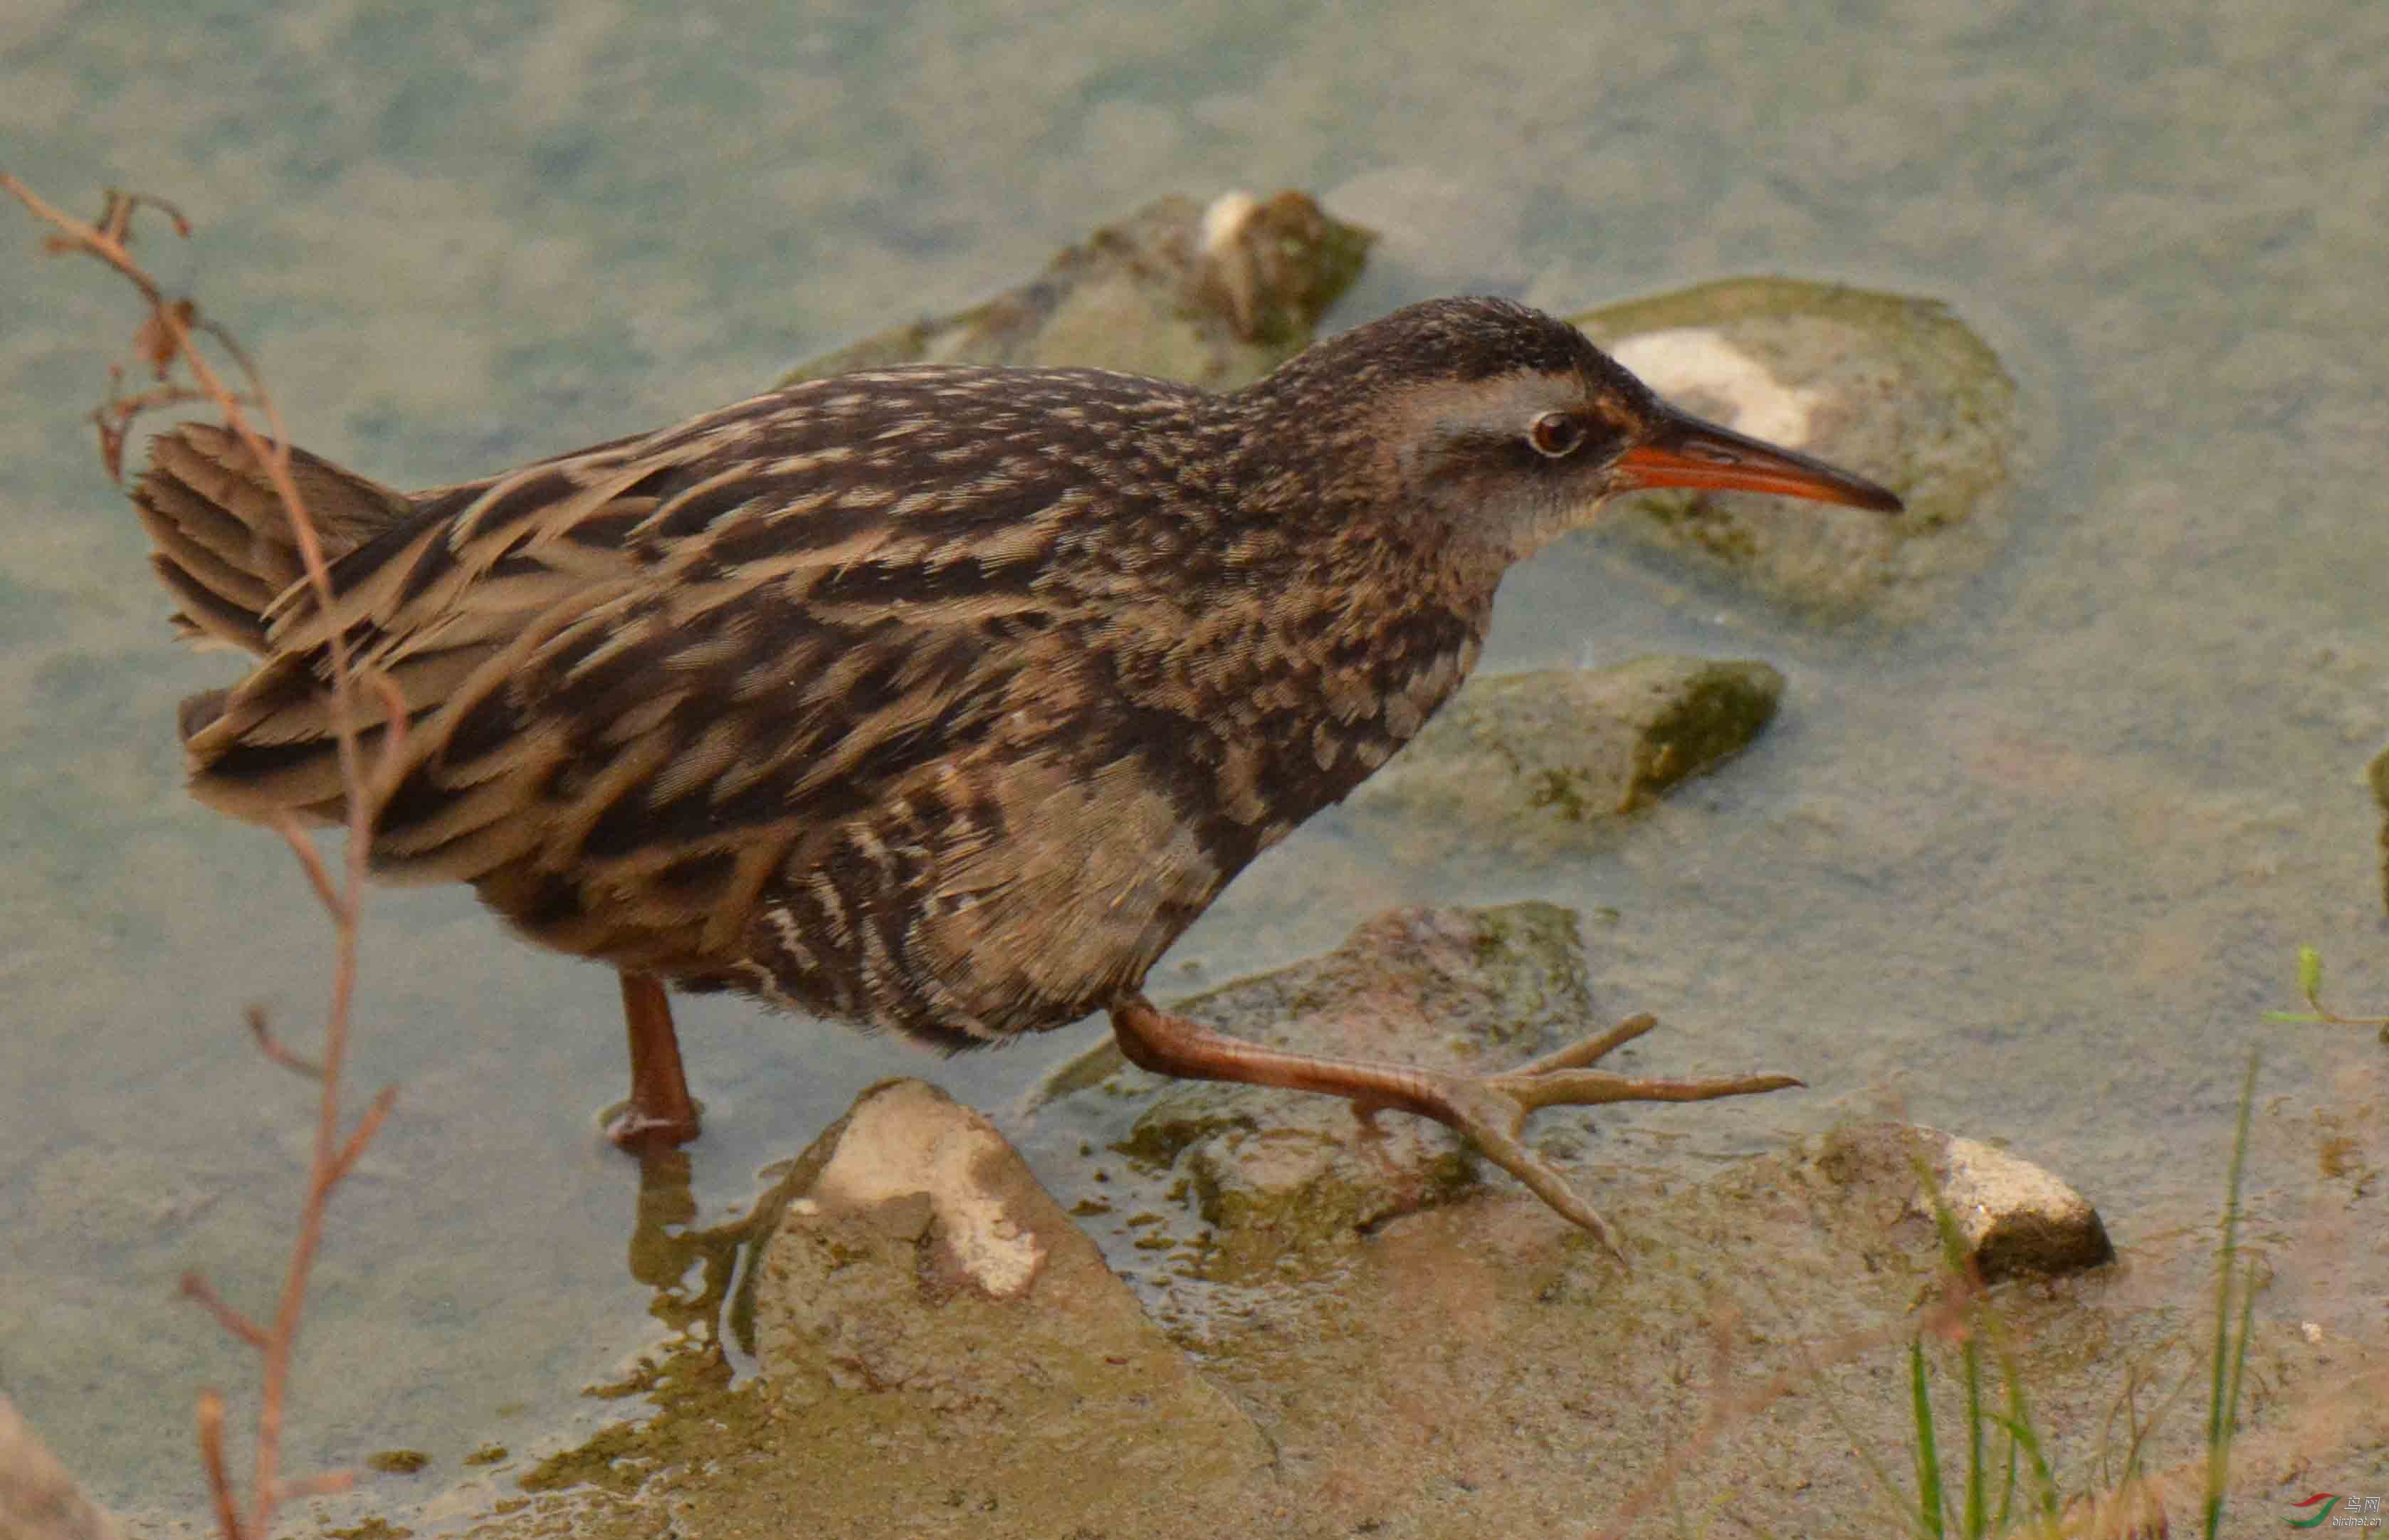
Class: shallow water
3,0,2384,1525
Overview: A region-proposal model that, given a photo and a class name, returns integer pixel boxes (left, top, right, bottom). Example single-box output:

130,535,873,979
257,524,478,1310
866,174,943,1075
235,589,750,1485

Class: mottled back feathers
127,300,1607,1045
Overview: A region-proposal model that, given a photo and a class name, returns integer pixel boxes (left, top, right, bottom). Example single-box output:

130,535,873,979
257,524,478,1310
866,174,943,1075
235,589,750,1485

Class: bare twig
243,1005,325,1081
267,819,345,920
193,1393,240,1540
327,1085,399,1186
177,1274,269,1351
6,174,401,1540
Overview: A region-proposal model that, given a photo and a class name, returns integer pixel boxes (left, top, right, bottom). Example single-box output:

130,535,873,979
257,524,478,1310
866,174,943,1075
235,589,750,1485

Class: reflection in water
619,1142,813,1382
515,1140,814,1493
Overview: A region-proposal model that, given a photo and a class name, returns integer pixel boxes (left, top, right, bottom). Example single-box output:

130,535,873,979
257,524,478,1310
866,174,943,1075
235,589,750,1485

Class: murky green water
4,0,2383,1526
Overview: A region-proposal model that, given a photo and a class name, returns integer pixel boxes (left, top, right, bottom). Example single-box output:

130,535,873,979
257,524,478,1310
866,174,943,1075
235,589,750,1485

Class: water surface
2,0,2382,1523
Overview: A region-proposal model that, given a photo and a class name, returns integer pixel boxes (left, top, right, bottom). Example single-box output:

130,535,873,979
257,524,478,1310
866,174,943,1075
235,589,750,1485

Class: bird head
1239,297,1901,573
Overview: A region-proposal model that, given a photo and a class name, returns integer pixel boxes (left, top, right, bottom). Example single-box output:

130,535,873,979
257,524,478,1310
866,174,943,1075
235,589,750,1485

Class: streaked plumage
127,297,1901,1244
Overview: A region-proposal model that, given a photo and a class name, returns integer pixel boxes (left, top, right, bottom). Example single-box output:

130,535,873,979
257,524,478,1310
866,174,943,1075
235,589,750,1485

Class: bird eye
1528,411,1585,458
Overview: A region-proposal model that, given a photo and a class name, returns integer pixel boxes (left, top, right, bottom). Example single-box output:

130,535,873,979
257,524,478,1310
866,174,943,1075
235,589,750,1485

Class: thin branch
194,1391,244,1540
92,376,228,479
268,816,345,919
326,1085,400,1186
244,1005,326,1081
368,670,410,777
4,175,174,308
8,174,397,1540
178,1272,270,1351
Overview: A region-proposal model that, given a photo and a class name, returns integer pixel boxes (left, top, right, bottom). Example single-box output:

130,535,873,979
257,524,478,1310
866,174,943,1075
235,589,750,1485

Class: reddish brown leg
605,970,700,1149
1109,994,1799,1257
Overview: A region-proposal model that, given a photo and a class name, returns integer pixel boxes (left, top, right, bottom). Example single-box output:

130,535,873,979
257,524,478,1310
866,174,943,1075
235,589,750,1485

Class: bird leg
1108,994,1800,1257
606,970,701,1149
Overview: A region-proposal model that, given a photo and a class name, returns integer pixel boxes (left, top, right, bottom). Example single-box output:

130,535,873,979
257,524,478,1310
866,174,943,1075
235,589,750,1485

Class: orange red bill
1614,405,1904,513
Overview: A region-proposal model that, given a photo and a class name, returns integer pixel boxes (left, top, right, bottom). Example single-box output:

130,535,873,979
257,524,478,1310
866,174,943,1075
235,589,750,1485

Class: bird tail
130,422,417,654
129,423,430,820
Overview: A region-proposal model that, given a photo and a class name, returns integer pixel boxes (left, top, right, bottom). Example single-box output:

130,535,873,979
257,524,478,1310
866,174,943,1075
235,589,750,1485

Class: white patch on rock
1610,327,1824,447
1199,189,1261,258
814,1081,1046,1297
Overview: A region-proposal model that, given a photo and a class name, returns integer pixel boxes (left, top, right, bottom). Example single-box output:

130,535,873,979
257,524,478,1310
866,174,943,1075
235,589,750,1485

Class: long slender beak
1613,404,1904,514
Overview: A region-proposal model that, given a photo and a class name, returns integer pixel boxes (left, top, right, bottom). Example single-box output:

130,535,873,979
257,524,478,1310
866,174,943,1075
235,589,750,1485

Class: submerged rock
1572,278,2019,623
1350,655,1784,849
779,189,1372,391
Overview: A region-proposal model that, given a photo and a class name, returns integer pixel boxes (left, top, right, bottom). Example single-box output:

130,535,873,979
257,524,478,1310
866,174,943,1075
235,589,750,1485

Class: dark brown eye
1528,411,1585,458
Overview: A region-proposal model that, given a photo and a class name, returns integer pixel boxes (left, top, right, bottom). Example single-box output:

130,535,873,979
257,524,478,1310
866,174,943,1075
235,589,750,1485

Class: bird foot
1108,996,1800,1260
1407,1013,1801,1259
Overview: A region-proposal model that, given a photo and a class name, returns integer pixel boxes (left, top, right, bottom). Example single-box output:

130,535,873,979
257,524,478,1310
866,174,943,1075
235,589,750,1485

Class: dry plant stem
179,1274,269,1350
138,239,366,1540
4,173,399,1540
271,818,347,917
195,1393,239,1540
244,1005,325,1080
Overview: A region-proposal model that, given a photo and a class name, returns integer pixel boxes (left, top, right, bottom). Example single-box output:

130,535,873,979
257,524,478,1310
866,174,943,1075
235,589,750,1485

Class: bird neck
1146,396,1498,855
1212,384,1516,624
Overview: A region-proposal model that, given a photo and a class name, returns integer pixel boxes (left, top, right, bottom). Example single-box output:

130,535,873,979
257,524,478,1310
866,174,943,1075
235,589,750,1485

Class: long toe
1411,1023,1804,1255
1486,1064,1801,1115
1508,1013,1661,1076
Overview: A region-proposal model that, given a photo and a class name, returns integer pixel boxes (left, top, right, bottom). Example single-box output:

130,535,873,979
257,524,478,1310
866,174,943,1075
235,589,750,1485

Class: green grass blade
1911,1337,1945,1538
1960,1323,1985,1539
2202,1051,2259,1539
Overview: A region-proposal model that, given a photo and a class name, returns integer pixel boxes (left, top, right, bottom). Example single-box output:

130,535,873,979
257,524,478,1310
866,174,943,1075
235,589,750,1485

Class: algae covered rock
779,189,1372,391
1351,655,1785,850
1572,278,2019,622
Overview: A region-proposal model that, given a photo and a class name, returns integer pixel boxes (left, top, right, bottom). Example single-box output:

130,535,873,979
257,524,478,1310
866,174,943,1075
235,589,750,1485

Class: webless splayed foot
1114,1000,1799,1257
116,295,1894,1240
